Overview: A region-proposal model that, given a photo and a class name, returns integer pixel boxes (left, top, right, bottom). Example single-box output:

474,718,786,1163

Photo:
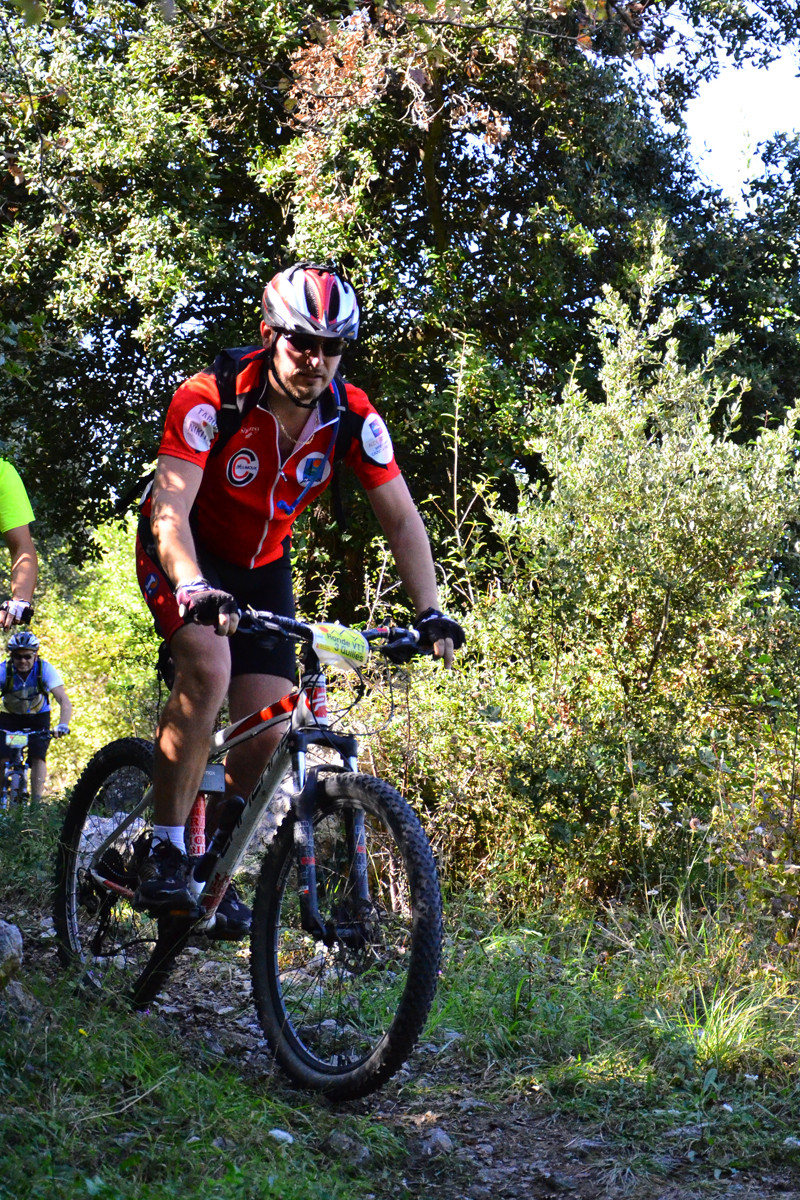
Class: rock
0,920,23,988
268,1128,294,1145
321,1130,371,1163
420,1127,454,1156
0,978,40,1024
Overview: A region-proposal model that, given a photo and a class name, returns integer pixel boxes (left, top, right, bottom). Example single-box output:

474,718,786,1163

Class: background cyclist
135,262,465,935
0,631,72,800
0,458,37,630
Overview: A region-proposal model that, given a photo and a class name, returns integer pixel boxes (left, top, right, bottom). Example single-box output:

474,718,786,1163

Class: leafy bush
362,230,800,905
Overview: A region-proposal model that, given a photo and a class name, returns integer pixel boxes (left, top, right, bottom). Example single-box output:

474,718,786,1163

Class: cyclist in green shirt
0,459,37,630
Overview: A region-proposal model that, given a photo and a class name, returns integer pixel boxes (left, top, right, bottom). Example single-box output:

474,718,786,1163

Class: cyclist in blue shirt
0,630,71,799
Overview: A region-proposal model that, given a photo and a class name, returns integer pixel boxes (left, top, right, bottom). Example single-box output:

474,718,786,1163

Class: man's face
263,323,343,405
11,650,35,672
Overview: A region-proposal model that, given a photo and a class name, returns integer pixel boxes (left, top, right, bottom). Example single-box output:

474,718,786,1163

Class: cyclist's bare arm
51,684,72,730
1,524,37,628
367,475,456,667
149,456,204,587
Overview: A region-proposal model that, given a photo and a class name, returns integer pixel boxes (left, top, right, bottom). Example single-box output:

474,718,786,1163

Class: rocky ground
7,908,800,1200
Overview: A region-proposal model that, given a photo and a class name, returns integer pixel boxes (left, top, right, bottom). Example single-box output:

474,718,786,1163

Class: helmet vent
328,283,340,321
304,279,321,319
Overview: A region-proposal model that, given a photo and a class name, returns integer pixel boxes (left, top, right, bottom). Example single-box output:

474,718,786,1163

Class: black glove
175,577,238,626
415,607,466,650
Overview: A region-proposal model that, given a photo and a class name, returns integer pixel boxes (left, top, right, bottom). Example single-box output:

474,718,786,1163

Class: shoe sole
133,890,196,915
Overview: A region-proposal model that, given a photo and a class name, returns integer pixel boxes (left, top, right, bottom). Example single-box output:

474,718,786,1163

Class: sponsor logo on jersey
227,449,259,486
183,403,218,452
144,572,159,596
361,414,393,465
295,452,332,487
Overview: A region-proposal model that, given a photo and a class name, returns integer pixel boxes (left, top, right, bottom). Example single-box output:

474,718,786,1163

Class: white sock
152,825,186,854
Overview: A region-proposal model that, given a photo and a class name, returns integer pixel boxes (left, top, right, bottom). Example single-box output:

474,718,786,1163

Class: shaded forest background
3,0,800,929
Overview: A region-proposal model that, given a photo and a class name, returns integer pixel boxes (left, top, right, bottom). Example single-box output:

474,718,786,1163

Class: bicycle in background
0,728,58,808
53,607,443,1101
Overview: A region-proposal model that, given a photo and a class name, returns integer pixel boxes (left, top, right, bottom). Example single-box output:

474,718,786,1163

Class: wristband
175,577,212,612
174,575,210,596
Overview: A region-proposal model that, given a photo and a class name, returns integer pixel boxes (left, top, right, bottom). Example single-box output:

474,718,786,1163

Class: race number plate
5,733,28,747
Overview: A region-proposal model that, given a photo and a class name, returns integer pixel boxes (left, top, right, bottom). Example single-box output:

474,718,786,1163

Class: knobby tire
53,737,188,1007
250,772,443,1101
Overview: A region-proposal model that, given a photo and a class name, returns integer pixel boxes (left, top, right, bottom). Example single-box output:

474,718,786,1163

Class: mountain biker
135,262,465,935
0,459,37,630
0,630,72,800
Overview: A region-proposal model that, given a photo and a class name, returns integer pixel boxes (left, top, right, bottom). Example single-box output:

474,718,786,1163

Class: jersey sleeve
0,460,35,533
41,661,64,691
158,373,222,466
342,385,402,490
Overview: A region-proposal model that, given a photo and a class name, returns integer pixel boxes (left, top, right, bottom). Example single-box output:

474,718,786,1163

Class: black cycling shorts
136,522,297,683
0,710,51,761
200,545,297,683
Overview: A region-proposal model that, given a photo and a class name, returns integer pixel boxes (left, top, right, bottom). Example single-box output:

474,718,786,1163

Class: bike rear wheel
250,772,443,1101
53,738,186,1005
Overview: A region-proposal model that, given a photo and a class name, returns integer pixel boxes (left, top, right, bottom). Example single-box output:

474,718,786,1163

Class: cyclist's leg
153,621,230,827
209,543,298,813
223,672,293,802
137,531,232,829
29,756,45,800
28,714,50,800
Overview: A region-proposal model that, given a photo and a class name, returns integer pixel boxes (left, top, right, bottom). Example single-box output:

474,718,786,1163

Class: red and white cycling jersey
154,360,400,568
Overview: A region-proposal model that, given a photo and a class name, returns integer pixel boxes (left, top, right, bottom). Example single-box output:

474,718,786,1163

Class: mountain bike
53,608,443,1101
0,727,56,808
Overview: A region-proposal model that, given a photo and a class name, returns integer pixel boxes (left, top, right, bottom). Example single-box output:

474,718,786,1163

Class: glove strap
174,577,212,607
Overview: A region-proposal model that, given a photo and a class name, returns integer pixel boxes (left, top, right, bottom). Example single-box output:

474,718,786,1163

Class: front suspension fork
293,772,370,943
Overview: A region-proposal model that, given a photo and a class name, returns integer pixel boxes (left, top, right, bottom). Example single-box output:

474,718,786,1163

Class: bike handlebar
235,609,431,663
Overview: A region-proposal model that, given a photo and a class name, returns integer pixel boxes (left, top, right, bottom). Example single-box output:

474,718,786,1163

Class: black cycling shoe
209,881,252,940
134,840,194,911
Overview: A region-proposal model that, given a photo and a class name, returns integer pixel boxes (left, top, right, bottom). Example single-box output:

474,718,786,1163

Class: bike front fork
292,774,370,944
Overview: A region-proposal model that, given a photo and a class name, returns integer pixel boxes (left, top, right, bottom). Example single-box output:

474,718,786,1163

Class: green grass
0,801,403,1200
0,976,403,1200
0,964,410,1200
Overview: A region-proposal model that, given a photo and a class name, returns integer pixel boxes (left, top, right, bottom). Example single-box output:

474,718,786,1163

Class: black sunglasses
280,331,347,357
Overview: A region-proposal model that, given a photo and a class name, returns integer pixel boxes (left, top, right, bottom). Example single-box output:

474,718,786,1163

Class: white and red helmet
262,263,360,342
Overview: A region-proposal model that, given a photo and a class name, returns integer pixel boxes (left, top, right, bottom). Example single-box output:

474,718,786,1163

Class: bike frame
0,727,55,808
0,731,30,807
87,650,365,938
194,658,364,939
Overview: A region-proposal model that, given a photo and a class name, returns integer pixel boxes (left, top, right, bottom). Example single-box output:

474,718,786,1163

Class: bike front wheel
53,737,180,1004
250,772,443,1101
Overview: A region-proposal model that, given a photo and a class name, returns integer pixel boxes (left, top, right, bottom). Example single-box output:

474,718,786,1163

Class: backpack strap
118,346,269,517
208,346,269,459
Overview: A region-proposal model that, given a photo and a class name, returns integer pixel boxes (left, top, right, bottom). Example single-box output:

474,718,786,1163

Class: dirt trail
19,914,800,1200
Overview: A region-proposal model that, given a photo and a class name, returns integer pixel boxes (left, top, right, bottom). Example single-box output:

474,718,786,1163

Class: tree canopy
1,0,799,571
